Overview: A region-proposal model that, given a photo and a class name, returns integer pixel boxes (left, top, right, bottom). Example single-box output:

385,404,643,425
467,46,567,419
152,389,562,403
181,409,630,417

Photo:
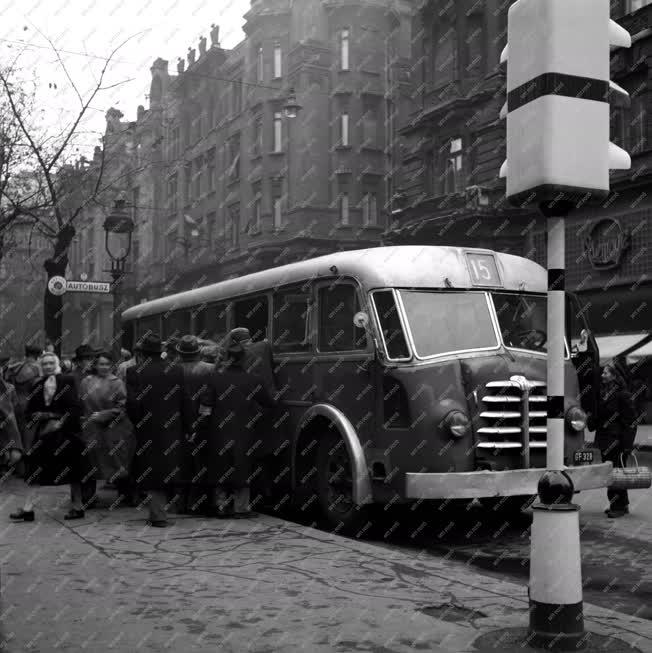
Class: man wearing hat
126,333,193,527
71,343,99,507
197,328,274,517
175,335,214,514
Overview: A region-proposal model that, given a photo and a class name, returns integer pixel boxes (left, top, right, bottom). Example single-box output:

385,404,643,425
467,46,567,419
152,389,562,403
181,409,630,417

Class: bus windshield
491,292,547,353
399,291,497,358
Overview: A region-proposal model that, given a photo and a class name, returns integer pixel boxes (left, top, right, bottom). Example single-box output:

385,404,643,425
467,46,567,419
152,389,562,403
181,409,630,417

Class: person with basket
596,362,638,518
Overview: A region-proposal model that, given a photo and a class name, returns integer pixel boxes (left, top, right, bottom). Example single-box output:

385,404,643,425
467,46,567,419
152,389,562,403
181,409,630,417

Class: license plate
573,450,594,464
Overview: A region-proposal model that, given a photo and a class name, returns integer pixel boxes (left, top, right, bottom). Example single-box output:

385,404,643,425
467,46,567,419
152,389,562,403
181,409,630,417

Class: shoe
606,509,626,518
10,509,34,522
63,509,85,520
147,520,168,528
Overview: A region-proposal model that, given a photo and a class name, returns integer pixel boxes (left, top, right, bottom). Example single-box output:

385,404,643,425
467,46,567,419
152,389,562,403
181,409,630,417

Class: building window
184,163,192,204
273,195,283,230
340,112,349,146
167,174,178,213
361,99,379,147
273,42,282,79
193,155,202,197
340,29,350,70
340,193,349,225
206,212,216,245
445,138,463,193
207,148,216,192
251,191,262,234
361,191,378,226
273,111,283,152
228,134,240,182
257,45,264,82
252,117,263,156
432,24,457,88
630,94,648,154
228,204,240,249
466,15,484,79
172,127,180,159
232,79,242,115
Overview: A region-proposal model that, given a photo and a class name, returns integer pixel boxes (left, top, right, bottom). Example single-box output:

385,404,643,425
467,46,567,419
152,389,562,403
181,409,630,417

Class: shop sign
584,218,631,271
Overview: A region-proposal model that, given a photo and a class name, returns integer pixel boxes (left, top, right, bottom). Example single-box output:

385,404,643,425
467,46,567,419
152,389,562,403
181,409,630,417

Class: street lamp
283,88,302,213
103,198,134,360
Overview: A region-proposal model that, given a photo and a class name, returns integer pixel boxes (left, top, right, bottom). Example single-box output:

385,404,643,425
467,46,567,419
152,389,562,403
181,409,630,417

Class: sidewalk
1,481,650,653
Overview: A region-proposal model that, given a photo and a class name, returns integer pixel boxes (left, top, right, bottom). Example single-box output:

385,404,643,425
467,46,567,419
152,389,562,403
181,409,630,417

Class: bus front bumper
405,462,613,500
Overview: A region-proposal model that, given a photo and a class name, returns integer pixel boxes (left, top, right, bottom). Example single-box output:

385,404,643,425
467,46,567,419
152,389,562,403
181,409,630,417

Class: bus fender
293,403,373,506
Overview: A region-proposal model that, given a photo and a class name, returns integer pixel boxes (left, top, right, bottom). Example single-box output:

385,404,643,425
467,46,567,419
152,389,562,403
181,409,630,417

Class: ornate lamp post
283,88,302,212
103,198,134,360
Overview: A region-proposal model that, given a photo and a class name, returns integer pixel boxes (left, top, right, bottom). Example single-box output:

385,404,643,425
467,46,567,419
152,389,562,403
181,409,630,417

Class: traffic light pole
528,202,585,651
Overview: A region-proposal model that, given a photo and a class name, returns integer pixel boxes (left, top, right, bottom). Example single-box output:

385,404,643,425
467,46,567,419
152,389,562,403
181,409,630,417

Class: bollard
528,470,585,650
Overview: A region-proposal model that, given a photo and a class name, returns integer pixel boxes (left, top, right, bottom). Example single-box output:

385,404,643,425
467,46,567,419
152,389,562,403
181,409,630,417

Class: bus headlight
443,410,470,438
565,406,587,432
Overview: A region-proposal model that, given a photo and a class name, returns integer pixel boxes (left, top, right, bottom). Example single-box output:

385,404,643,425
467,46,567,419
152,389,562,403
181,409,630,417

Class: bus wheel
316,432,373,537
481,495,536,518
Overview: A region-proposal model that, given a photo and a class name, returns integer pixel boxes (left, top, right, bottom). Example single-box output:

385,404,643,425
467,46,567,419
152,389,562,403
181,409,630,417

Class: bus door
566,292,601,421
270,283,316,440
312,280,376,442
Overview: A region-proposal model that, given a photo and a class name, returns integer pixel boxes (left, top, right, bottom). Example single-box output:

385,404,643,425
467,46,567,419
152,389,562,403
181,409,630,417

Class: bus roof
122,246,546,321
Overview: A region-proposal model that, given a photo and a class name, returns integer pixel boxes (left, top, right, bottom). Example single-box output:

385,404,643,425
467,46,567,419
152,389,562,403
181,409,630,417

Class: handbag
609,452,652,491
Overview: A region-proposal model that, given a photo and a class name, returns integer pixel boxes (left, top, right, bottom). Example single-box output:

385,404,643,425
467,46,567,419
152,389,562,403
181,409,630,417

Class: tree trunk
43,224,75,356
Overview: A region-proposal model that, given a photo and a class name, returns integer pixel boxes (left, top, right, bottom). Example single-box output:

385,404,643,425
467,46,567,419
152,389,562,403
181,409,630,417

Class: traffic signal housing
499,0,632,207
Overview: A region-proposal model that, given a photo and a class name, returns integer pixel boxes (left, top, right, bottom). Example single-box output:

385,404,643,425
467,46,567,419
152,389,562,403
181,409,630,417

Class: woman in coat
10,353,91,522
0,376,23,476
596,362,638,518
197,330,274,518
79,352,135,503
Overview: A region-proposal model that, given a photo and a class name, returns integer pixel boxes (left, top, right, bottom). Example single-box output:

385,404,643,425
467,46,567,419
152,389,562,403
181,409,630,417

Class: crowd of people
0,332,639,524
0,328,278,527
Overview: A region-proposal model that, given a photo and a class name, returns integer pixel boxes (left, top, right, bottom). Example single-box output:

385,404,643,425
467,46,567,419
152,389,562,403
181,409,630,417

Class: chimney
177,57,185,74
210,24,220,48
199,35,207,57
187,47,196,66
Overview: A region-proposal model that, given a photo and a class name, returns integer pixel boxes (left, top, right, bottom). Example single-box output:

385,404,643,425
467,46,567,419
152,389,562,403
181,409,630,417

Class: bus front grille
476,379,547,451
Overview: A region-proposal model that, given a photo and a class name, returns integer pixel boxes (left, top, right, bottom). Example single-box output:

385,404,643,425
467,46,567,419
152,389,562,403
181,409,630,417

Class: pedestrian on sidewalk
125,334,193,527
79,352,136,507
235,327,281,510
597,362,638,518
71,344,100,508
0,375,23,479
198,328,273,518
10,353,91,522
175,335,214,514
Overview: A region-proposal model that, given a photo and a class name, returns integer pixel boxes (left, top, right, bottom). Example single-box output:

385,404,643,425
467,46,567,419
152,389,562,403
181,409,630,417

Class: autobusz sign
47,278,111,295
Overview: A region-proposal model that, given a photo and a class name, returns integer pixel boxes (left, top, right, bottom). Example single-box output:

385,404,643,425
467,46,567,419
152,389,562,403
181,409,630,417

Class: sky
0,0,250,158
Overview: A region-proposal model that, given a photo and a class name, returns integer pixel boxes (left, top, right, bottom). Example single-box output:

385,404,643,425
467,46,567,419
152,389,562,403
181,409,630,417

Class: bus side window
137,315,161,338
318,283,367,352
233,295,269,342
371,291,410,360
272,286,312,352
162,309,191,340
193,302,229,343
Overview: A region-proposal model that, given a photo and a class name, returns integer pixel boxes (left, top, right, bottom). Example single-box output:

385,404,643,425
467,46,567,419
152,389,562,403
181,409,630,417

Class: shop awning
595,334,649,364
626,337,652,363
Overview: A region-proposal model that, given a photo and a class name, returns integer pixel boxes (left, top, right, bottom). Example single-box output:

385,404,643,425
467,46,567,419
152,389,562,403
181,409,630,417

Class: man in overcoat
232,327,283,508
126,334,193,527
197,330,274,517
71,344,99,507
175,335,214,513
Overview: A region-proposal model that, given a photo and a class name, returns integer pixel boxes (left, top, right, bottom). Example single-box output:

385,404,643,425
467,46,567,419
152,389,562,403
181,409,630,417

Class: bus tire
316,431,374,537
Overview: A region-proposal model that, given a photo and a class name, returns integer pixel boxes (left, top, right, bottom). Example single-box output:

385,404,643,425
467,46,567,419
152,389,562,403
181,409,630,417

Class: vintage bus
121,246,612,531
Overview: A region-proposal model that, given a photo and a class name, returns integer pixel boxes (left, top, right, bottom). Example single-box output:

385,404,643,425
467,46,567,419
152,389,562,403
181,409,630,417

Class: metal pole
546,214,565,470
111,265,123,362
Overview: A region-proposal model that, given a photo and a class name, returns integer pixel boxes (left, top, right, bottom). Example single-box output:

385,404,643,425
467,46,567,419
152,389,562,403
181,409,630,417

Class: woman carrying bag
596,362,638,518
79,352,136,506
9,353,91,522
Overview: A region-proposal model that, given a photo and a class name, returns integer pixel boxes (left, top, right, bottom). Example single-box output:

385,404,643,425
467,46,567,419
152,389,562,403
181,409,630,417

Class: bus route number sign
465,253,502,287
